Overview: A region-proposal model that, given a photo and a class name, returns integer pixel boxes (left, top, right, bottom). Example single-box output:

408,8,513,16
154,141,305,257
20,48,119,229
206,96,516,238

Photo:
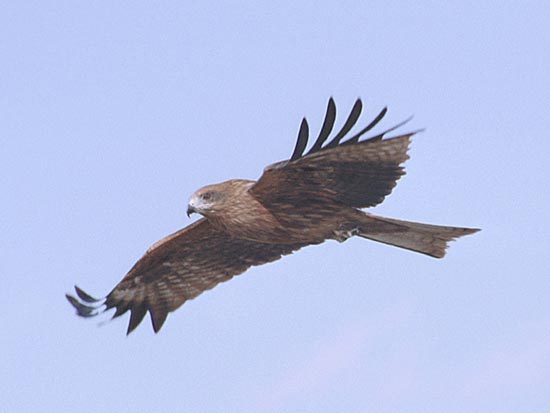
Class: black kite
67,98,479,334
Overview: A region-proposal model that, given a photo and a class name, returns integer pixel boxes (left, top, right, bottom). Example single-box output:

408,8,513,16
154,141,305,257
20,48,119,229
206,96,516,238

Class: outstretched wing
66,218,306,334
250,98,418,210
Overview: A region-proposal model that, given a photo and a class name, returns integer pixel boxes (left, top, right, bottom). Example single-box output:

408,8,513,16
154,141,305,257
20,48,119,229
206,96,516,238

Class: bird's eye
202,192,212,201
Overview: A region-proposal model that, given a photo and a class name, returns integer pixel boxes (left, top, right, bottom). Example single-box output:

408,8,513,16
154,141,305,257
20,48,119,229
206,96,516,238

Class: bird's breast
205,189,292,243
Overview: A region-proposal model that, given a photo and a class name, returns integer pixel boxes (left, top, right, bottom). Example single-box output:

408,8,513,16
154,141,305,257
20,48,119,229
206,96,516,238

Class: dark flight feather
341,107,388,145
306,97,337,155
324,98,363,149
289,118,309,161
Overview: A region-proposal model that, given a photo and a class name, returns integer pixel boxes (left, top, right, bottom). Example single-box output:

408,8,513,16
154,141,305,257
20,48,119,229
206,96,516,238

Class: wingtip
151,309,168,334
65,293,78,307
400,128,425,141
289,117,309,161
126,324,135,336
74,285,102,303
66,293,102,318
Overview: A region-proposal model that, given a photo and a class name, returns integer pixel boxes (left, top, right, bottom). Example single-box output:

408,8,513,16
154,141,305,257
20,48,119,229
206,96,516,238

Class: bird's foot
333,226,360,242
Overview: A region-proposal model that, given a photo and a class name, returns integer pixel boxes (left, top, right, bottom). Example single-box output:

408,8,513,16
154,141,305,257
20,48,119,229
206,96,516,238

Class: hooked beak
186,205,196,218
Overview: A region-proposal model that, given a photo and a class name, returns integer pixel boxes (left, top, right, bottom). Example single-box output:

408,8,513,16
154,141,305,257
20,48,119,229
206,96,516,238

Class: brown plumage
66,98,480,334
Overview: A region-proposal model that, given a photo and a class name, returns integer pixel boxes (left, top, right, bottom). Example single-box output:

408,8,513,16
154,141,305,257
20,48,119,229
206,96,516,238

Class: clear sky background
2,2,550,412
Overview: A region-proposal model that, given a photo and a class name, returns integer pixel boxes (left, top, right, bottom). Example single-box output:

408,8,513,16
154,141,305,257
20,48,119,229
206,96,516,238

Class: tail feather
356,212,479,258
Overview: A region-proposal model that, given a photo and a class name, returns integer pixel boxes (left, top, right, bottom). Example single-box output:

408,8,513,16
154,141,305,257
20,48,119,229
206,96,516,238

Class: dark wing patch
251,98,419,210
66,218,306,334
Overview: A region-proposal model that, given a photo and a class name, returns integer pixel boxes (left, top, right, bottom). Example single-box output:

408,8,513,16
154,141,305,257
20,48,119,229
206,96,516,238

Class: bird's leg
332,224,360,242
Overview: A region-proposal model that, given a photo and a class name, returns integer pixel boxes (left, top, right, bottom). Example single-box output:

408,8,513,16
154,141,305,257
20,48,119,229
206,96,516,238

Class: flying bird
66,98,479,334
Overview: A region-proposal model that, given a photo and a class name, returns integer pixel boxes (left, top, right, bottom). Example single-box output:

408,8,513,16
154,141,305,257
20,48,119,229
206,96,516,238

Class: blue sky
3,2,550,412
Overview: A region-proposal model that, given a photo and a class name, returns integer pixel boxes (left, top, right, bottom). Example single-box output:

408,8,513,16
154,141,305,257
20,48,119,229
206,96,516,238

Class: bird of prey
66,98,479,334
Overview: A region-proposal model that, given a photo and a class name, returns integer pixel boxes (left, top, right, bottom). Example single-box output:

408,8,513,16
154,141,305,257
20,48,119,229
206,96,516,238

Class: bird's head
187,184,225,218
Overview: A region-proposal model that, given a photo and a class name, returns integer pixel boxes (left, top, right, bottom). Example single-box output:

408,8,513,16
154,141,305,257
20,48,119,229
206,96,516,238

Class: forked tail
356,212,480,258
